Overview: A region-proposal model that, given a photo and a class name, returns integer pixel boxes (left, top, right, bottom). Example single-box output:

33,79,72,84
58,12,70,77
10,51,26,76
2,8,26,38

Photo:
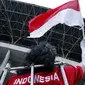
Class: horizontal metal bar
0,42,31,52
6,62,63,70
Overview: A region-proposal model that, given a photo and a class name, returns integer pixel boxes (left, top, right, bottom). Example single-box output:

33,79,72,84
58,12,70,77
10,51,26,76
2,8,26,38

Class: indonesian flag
27,0,84,38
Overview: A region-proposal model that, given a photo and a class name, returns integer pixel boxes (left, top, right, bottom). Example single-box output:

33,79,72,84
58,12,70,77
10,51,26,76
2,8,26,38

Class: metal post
31,64,34,85
0,50,10,76
60,65,69,85
0,63,11,85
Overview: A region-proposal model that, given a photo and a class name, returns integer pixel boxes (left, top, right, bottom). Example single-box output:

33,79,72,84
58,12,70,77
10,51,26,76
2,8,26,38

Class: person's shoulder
64,65,82,70
64,65,83,75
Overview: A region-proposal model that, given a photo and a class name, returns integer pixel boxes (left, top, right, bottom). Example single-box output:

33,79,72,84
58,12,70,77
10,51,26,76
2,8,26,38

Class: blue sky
15,0,85,18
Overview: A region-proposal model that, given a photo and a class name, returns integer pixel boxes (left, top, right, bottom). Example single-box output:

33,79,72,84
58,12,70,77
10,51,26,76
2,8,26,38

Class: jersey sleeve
73,66,84,83
64,65,84,84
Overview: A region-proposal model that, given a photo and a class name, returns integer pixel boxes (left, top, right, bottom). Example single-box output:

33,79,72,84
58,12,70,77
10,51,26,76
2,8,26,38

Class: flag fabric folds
27,0,84,38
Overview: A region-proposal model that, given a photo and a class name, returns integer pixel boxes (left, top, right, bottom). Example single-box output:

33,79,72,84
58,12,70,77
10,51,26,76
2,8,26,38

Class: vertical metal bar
81,27,85,39
60,65,69,85
31,64,34,85
80,39,85,64
0,50,10,76
0,63,11,85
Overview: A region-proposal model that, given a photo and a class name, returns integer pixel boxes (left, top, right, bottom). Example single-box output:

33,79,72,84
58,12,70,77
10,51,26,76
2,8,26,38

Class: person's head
25,41,57,71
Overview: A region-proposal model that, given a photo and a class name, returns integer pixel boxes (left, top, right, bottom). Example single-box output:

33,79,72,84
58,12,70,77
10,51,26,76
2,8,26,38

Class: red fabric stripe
28,0,79,32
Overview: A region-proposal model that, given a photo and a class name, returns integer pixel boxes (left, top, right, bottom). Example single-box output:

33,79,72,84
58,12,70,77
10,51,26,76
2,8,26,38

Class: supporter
4,41,85,85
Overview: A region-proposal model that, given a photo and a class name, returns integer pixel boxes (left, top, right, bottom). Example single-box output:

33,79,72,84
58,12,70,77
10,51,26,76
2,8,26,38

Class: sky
15,0,85,18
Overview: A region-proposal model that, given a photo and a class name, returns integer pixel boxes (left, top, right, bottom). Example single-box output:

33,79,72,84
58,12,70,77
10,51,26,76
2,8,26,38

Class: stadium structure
0,0,85,85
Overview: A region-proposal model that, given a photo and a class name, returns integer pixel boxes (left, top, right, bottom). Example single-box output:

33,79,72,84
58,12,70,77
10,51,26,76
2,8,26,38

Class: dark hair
25,41,57,72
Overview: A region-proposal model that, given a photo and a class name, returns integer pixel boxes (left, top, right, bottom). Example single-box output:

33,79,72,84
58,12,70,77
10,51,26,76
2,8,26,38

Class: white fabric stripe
27,9,84,38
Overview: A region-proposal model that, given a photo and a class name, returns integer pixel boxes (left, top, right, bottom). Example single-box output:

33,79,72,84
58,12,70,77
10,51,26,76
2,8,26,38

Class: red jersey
4,66,84,85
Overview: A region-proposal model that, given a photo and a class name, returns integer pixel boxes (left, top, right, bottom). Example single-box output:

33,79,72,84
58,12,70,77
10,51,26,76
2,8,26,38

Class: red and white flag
27,0,84,38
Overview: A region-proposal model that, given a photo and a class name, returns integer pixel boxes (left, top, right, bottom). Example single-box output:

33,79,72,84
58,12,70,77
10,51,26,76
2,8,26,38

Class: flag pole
82,27,84,39
78,0,85,39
